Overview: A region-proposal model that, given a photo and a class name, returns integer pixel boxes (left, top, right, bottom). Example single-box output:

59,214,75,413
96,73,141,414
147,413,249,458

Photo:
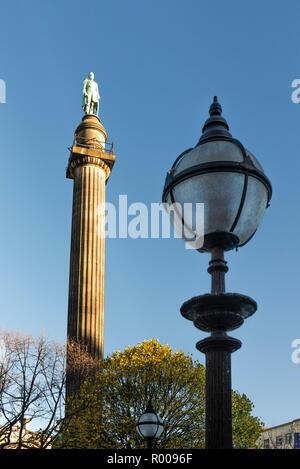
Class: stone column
66,114,115,395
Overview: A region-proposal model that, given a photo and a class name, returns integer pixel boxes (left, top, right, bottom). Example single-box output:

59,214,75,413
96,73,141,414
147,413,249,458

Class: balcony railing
70,136,114,153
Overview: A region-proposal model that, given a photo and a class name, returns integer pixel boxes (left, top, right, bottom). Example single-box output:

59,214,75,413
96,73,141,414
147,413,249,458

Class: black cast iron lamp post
136,400,164,449
162,97,272,449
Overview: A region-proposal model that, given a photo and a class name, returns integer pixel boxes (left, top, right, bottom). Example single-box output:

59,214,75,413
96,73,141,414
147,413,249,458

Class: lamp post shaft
208,247,228,294
207,249,232,448
205,347,233,449
196,249,241,449
147,438,153,450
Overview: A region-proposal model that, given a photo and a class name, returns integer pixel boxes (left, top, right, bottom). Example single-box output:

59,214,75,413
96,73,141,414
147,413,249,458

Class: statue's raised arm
82,72,100,116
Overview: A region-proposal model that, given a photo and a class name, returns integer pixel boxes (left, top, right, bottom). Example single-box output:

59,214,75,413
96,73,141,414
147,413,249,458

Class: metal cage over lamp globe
162,97,272,449
163,96,272,252
136,400,164,449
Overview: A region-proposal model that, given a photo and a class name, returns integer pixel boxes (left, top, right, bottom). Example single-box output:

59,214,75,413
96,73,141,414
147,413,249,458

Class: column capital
66,147,114,180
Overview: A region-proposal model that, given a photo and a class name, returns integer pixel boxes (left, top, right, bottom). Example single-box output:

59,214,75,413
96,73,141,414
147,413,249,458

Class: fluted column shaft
68,163,106,361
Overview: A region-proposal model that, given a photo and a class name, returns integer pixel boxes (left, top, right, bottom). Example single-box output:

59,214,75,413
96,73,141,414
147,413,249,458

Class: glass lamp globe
136,400,164,440
162,97,272,252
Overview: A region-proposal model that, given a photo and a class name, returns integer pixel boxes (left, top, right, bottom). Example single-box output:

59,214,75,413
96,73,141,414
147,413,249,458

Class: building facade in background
257,419,300,449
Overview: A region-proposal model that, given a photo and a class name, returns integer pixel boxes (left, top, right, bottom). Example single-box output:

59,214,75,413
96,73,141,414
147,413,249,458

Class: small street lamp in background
137,400,164,449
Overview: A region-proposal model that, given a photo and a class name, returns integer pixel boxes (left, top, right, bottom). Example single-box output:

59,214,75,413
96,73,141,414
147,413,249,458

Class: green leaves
61,339,263,449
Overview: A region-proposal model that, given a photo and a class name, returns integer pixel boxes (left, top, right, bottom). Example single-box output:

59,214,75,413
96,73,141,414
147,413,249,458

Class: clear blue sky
1,0,300,428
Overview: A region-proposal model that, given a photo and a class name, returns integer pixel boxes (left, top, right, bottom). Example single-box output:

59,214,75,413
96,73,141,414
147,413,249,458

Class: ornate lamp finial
199,96,231,143
209,96,222,116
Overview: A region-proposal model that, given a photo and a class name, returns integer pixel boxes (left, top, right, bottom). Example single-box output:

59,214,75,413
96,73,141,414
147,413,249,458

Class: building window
264,439,270,449
285,433,292,445
276,436,283,448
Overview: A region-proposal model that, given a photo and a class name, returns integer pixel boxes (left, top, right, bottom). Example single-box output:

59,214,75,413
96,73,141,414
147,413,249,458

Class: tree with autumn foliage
60,339,263,449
